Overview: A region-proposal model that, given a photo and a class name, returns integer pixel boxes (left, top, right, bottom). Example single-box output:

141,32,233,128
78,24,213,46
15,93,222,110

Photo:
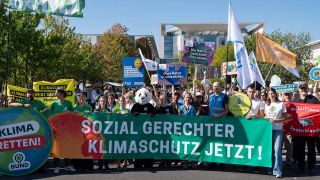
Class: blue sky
67,0,319,44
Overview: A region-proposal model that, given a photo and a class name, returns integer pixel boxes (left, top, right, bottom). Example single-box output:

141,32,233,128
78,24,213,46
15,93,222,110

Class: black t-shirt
131,103,156,114
195,104,209,115
293,94,320,104
157,106,171,114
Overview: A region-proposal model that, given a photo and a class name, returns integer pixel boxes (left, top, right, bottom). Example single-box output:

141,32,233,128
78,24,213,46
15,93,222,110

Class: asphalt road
1,156,320,180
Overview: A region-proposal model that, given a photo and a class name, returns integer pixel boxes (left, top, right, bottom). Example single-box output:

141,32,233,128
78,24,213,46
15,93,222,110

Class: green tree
213,44,235,66
248,31,313,84
97,23,136,82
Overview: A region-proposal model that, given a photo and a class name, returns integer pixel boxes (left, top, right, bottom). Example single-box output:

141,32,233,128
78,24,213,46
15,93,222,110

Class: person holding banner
293,83,320,174
107,93,119,112
94,95,109,113
124,92,134,110
209,82,229,118
179,92,196,116
94,95,111,171
49,88,73,114
245,86,265,120
19,89,47,112
264,88,288,178
48,88,75,173
73,92,92,114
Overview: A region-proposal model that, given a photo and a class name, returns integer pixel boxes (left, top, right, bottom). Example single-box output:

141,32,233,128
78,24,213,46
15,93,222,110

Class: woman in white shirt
264,88,287,178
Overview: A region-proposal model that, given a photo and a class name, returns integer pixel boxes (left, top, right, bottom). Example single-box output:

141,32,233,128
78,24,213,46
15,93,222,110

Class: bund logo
8,152,31,171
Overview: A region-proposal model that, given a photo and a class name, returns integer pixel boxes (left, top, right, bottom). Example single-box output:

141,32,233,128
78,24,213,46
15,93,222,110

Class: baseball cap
195,92,203,97
299,83,308,89
283,90,292,94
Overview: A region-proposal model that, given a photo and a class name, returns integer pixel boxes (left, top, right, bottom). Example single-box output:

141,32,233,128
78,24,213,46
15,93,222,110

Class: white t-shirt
265,101,287,130
248,98,265,116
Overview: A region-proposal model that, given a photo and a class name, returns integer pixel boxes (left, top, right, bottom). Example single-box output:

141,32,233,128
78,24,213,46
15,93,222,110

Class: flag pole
264,56,277,84
225,42,229,85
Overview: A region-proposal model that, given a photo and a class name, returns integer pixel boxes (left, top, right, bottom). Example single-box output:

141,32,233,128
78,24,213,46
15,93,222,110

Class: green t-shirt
94,108,110,113
20,99,47,112
74,104,92,113
50,100,73,114
113,107,130,114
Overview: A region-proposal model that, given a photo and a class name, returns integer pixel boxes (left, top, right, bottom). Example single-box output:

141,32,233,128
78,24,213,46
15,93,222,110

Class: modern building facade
159,23,264,79
159,23,264,59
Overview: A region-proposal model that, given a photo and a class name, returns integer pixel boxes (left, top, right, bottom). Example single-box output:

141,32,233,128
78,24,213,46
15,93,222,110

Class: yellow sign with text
33,79,75,106
229,93,251,117
5,85,27,102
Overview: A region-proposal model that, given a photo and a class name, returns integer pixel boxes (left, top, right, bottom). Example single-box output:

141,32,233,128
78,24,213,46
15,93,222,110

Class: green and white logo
8,152,31,171
299,119,313,127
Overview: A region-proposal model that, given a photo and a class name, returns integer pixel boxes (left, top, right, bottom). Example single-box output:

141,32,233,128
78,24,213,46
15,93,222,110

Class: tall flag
249,51,266,87
8,0,85,17
256,32,297,68
282,42,300,78
227,3,254,89
138,48,158,71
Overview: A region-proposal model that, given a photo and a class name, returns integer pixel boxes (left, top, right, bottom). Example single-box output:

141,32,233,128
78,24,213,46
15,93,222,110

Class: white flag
138,48,158,71
227,3,254,89
282,42,301,78
249,51,266,87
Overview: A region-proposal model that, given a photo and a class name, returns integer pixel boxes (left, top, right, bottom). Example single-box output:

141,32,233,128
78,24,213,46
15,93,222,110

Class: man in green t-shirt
74,92,92,113
50,88,73,114
20,89,47,112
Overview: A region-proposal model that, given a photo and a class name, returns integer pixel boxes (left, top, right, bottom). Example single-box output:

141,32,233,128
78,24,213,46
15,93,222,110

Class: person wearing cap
195,91,209,116
74,92,92,114
20,89,47,112
293,83,320,174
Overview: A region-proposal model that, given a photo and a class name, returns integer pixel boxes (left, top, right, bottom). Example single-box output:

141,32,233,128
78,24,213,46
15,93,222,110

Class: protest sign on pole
33,79,75,106
158,64,187,85
182,41,215,65
123,57,145,88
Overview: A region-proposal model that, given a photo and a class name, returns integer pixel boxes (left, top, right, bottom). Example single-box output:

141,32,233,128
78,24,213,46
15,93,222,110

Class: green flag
8,0,85,17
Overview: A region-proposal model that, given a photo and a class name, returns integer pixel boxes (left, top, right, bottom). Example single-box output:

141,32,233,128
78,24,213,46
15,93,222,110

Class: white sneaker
54,167,60,174
66,165,76,172
275,175,282,178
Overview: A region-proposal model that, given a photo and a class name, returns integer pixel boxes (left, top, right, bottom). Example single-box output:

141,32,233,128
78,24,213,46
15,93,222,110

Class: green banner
8,0,85,17
50,113,272,167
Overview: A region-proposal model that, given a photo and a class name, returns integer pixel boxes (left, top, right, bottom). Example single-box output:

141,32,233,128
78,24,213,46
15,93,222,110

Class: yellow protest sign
228,93,251,117
33,79,75,106
5,85,27,102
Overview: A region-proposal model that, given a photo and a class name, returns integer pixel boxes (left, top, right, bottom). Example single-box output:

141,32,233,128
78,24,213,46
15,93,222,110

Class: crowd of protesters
1,81,320,178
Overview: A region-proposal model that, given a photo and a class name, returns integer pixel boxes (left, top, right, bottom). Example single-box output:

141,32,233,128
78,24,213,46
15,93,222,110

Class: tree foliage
213,44,235,66
244,31,313,84
96,23,137,82
0,4,104,89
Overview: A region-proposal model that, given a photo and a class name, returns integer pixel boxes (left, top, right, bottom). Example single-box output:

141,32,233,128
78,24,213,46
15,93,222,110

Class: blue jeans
272,130,283,176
